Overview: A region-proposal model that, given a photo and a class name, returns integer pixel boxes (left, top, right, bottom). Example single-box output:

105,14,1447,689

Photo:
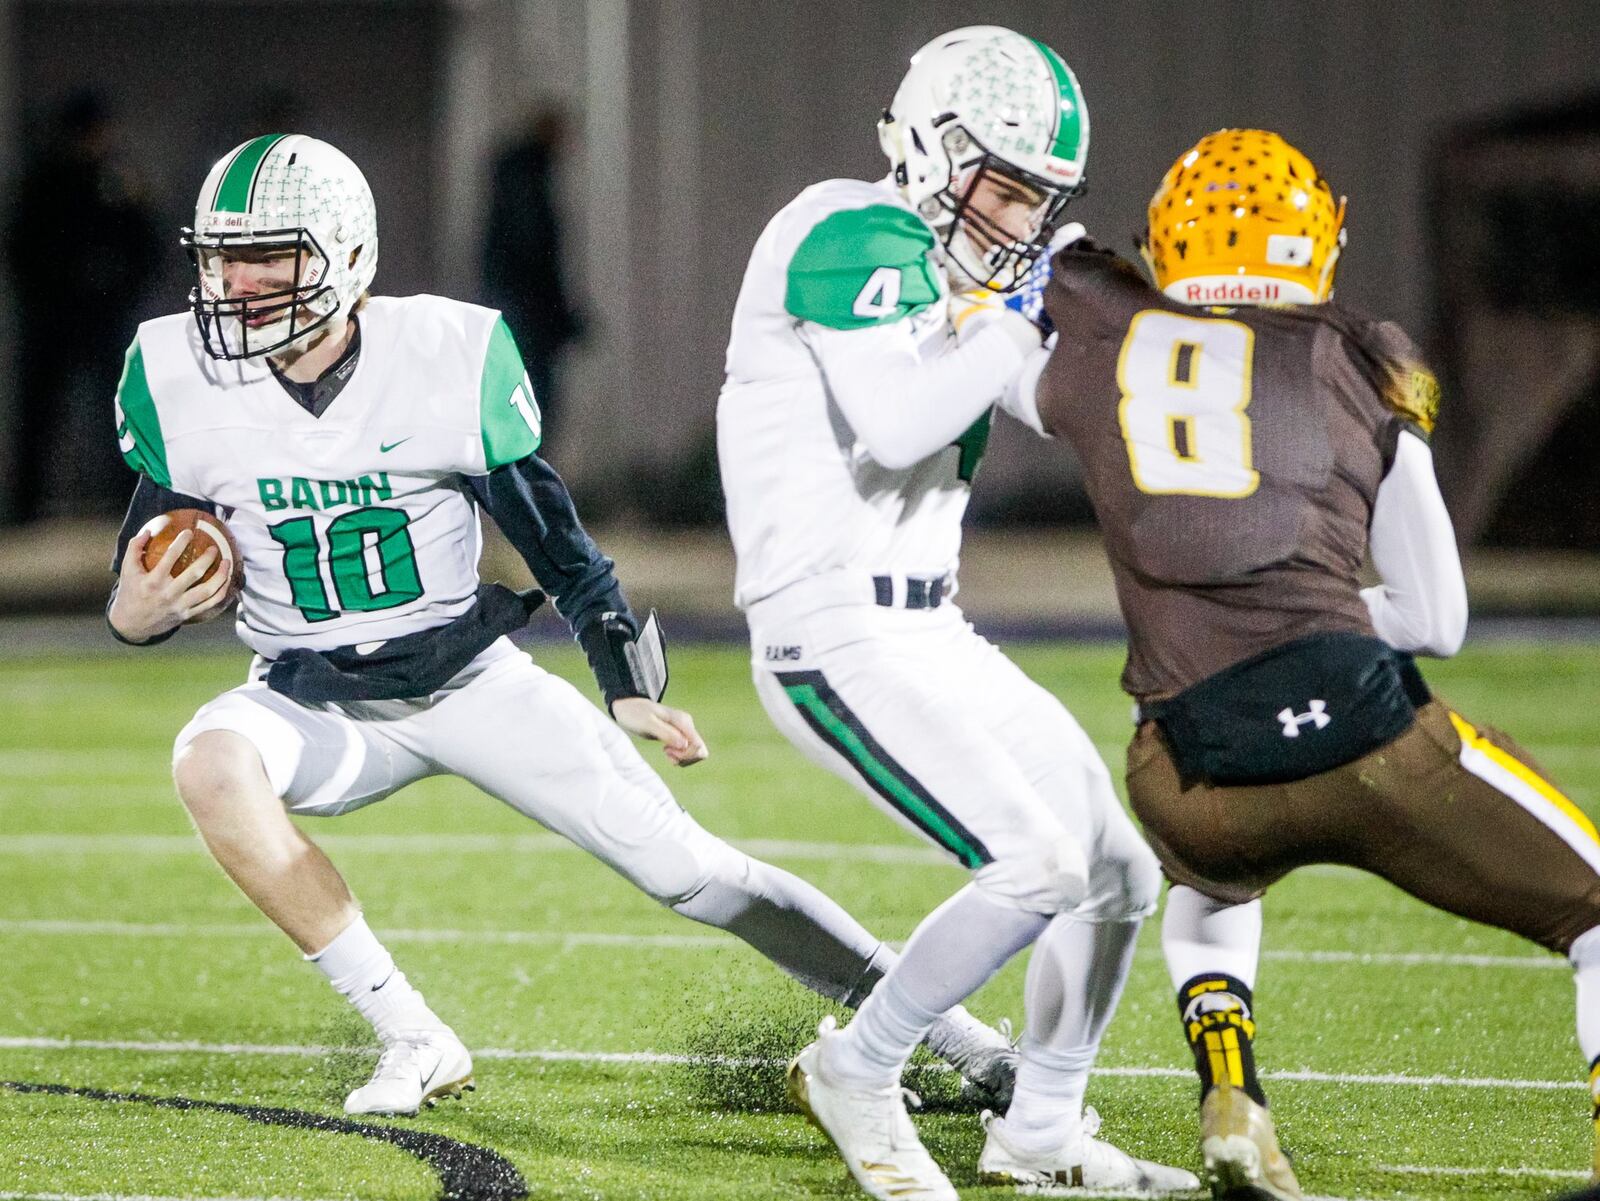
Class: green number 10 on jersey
268,508,423,623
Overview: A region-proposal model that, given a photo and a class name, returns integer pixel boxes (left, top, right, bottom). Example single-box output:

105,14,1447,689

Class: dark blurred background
2,0,1598,616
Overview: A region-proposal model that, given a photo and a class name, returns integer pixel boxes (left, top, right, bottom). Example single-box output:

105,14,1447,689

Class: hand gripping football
138,508,244,622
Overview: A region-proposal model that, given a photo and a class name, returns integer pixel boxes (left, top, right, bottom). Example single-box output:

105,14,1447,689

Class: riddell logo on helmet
1184,280,1282,303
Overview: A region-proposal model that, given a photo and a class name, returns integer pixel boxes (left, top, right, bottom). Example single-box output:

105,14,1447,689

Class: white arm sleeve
805,318,1033,470
997,343,1051,437
1362,428,1468,657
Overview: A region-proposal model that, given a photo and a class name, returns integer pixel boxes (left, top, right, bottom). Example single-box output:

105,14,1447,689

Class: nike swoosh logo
379,437,413,453
371,969,396,992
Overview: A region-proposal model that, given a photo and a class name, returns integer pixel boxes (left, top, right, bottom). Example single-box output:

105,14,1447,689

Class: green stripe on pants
780,673,989,870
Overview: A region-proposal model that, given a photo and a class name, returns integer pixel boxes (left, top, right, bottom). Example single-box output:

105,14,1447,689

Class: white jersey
717,178,991,610
114,295,543,658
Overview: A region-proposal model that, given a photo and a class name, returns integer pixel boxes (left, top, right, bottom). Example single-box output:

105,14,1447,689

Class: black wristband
575,610,645,709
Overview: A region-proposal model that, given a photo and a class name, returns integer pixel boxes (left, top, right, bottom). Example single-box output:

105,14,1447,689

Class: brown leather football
139,508,244,622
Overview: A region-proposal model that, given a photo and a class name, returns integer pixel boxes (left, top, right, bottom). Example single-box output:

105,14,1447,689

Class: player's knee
172,729,271,811
973,833,1090,914
1101,839,1163,921
639,829,748,909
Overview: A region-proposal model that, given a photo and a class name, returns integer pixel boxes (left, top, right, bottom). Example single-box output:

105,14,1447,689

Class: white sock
1570,925,1600,1093
308,915,444,1041
1161,885,1262,991
825,972,945,1085
1003,916,1141,1148
824,885,1047,1085
1002,1039,1098,1151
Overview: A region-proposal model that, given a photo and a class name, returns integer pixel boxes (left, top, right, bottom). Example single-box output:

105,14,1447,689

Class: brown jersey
1037,245,1439,703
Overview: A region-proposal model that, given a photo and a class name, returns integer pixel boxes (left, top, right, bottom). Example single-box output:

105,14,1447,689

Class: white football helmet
182,134,378,360
879,26,1089,292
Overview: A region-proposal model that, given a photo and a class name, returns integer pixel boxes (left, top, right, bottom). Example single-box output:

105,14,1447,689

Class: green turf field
2,639,1598,1201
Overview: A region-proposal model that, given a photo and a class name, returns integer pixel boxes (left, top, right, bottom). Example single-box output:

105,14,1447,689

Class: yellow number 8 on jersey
1116,309,1259,499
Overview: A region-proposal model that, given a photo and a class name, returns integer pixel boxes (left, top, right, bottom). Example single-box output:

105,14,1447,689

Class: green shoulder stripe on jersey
114,338,169,487
1030,40,1086,163
213,134,287,213
479,317,543,469
785,203,941,330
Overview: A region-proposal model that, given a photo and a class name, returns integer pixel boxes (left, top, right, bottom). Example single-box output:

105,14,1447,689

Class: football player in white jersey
718,27,1198,1200
107,133,1017,1118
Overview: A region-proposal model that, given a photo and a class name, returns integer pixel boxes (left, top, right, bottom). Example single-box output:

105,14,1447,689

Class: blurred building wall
1,0,446,521
567,0,1600,516
7,1,1600,522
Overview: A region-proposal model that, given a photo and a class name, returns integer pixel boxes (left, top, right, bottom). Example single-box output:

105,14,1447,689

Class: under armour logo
1277,700,1331,737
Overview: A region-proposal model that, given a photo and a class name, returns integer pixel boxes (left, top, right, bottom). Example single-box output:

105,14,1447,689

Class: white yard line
1262,948,1561,970
0,918,727,949
0,917,1560,970
0,832,951,864
0,1035,1584,1092
0,1195,352,1201
1377,1163,1588,1180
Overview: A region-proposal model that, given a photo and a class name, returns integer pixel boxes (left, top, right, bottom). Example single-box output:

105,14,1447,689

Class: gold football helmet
1142,129,1345,306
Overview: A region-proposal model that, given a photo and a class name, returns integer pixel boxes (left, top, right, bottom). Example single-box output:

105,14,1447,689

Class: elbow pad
575,610,669,711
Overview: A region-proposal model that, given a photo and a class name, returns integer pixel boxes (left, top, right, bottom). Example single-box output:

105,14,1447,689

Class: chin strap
576,609,669,712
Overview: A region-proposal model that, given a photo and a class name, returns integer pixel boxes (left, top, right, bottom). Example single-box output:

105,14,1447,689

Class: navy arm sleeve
107,476,216,646
467,454,644,702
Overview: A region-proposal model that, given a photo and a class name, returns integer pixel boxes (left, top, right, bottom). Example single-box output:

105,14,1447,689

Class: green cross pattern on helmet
480,317,543,468
113,337,170,488
1029,39,1086,165
212,133,288,213
785,204,941,330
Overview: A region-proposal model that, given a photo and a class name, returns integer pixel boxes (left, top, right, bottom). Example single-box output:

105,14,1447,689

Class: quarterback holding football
107,134,1015,1117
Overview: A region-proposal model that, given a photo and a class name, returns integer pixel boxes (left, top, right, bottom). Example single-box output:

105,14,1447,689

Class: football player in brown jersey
999,130,1600,1198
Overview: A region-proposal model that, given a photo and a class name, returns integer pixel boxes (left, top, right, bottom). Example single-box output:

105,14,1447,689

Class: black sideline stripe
775,669,992,867
2,1080,528,1201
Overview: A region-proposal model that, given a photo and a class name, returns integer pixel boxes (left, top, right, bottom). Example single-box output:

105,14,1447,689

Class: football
138,508,244,622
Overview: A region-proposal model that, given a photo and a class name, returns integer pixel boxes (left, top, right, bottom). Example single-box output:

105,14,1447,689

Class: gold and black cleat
1199,1083,1302,1201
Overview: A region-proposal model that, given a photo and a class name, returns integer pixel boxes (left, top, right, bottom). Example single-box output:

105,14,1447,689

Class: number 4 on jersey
852,267,903,319
1117,310,1259,498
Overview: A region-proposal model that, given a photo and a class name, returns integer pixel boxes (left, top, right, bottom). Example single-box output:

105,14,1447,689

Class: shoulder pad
114,334,170,488
784,203,941,330
479,316,543,469
1368,320,1439,436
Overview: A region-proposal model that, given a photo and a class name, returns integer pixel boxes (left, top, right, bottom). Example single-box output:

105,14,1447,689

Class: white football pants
174,637,895,1007
177,638,740,899
748,594,1159,920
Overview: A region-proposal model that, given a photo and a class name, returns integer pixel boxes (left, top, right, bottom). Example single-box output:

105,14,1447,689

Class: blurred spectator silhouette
481,105,586,449
6,89,160,525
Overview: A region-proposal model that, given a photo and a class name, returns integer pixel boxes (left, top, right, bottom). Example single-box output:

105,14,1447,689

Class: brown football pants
1128,698,1600,953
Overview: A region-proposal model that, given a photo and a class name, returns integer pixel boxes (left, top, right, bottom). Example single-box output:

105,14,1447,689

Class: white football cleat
979,1106,1201,1193
344,1028,475,1117
787,1017,957,1201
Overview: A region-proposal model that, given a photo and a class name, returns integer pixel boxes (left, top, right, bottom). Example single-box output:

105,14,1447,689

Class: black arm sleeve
107,476,216,646
467,454,644,703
